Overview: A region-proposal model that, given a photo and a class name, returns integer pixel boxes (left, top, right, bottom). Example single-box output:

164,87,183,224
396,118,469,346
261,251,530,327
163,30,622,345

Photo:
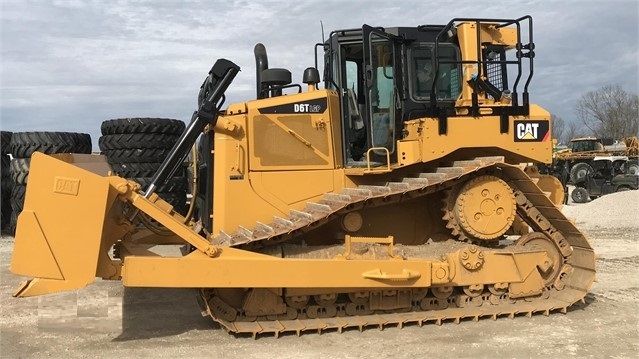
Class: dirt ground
1,191,638,358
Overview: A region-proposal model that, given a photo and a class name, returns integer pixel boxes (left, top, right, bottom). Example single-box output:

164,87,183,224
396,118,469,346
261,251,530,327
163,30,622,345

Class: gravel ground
1,190,638,358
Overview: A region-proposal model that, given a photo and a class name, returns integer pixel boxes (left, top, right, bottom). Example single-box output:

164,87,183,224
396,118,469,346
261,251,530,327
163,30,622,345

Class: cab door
362,25,402,162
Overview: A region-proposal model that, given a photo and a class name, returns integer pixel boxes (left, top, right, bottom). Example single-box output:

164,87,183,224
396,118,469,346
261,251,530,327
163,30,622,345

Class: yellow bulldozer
11,16,595,337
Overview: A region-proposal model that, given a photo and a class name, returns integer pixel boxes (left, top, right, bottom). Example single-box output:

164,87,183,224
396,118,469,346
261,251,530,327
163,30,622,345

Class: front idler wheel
516,232,563,288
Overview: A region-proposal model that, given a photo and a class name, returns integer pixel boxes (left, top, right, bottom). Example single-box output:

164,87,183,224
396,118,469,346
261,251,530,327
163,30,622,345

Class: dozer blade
11,152,126,297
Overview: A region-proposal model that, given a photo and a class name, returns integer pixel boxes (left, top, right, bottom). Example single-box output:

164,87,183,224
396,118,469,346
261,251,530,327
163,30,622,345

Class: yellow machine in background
11,16,595,337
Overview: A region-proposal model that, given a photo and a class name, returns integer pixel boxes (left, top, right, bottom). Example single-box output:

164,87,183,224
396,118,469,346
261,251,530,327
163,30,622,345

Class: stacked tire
99,118,187,215
8,132,92,235
1,131,13,233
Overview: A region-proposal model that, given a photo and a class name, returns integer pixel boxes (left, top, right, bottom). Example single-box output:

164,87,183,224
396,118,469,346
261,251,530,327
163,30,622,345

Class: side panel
252,170,334,208
212,117,283,236
212,90,345,236
415,104,552,165
248,90,338,171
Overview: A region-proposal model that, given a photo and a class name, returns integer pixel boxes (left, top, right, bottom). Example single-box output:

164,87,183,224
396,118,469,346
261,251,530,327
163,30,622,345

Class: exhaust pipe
254,43,269,99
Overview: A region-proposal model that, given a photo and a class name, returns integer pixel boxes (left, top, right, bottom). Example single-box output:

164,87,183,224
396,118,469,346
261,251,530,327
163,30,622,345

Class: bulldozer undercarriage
194,156,595,337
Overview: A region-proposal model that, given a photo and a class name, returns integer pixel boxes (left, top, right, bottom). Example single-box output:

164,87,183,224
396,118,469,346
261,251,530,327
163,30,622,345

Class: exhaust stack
254,43,269,99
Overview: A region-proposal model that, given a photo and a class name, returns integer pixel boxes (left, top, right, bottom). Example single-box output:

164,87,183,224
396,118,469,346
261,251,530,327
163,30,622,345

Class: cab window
410,45,461,101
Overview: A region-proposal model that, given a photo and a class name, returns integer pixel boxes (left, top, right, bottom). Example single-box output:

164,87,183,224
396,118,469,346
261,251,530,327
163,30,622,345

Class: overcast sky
1,0,637,150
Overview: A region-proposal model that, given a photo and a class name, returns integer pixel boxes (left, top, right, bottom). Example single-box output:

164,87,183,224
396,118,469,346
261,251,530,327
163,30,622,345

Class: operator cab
323,18,534,168
324,26,462,166
569,138,606,153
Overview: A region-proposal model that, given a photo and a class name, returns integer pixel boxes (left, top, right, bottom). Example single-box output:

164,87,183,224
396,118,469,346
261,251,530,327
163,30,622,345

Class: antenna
320,20,325,43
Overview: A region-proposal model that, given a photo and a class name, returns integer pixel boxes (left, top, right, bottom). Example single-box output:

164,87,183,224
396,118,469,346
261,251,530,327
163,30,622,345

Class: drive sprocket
443,175,516,243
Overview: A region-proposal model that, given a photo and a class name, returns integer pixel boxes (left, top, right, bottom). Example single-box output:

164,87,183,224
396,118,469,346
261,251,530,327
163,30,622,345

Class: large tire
628,161,639,176
1,131,12,154
1,154,11,192
1,152,12,229
101,118,185,136
571,187,589,203
570,162,593,184
9,158,30,185
1,154,9,172
10,132,92,158
98,133,180,151
8,211,18,236
110,162,162,178
1,187,11,231
10,184,26,213
101,148,172,163
0,180,10,194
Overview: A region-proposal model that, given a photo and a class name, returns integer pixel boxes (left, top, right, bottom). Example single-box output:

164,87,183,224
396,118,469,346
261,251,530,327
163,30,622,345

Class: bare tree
575,84,639,140
551,114,566,144
565,118,586,141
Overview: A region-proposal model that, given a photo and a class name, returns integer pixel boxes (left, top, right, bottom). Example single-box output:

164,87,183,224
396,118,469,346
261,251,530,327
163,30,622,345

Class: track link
201,288,586,338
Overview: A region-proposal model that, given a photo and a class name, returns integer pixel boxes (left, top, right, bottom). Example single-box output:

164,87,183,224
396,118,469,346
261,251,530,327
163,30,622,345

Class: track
210,156,506,248
200,157,596,337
